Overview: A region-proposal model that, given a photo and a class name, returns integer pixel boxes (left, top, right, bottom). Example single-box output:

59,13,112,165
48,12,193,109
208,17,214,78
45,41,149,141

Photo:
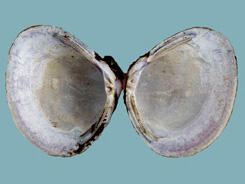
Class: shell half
125,27,237,157
6,25,124,157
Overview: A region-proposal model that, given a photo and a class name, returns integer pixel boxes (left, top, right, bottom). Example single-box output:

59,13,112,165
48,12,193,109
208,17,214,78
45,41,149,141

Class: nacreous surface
36,45,106,133
135,44,209,134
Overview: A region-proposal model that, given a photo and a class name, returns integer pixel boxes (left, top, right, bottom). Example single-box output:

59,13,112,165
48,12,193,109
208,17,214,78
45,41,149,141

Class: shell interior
35,41,106,132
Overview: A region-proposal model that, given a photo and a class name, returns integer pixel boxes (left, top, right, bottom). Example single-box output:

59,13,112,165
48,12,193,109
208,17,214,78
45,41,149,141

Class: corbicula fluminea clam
6,25,124,157
125,27,237,157
6,26,237,157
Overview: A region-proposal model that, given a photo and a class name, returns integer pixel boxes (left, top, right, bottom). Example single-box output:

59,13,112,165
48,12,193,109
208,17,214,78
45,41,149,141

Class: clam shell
125,27,237,157
6,25,124,157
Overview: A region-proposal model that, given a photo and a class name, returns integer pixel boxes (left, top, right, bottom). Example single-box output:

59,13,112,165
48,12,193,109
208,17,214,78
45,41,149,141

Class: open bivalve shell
7,26,237,158
125,27,237,157
6,25,124,157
